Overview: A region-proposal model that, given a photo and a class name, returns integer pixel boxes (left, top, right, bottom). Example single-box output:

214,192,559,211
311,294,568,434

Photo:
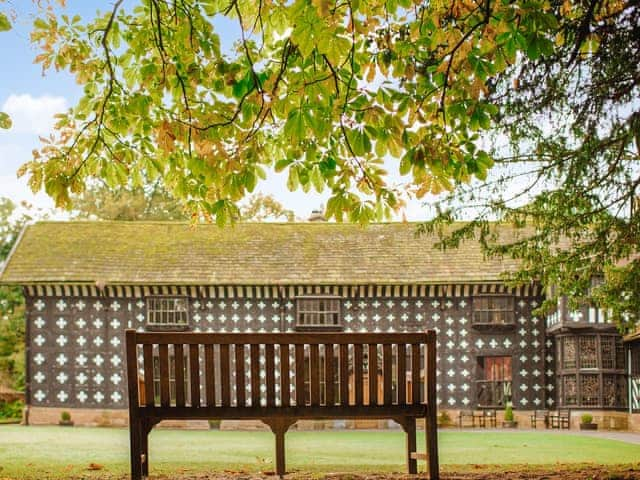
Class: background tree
72,181,189,221
0,199,39,391
238,193,296,222
419,1,640,328
16,0,640,326
72,182,294,222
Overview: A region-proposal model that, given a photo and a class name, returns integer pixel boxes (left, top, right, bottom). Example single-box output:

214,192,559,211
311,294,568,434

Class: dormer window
295,296,341,331
146,296,189,330
472,296,515,326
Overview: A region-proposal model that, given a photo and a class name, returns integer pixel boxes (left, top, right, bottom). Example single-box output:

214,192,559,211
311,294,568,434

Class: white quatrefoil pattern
29,293,553,409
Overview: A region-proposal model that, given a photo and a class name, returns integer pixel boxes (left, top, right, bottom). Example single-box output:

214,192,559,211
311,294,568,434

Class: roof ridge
31,219,477,226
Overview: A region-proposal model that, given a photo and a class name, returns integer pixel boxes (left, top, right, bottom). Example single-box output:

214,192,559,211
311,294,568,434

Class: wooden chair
125,330,440,479
549,409,570,429
458,409,475,427
530,409,549,429
481,409,497,428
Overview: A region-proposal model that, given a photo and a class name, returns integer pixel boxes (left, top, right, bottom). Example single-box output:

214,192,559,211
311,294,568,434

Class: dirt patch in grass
41,465,640,480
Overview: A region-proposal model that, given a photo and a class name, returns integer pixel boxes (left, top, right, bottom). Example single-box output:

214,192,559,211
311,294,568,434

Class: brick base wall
437,408,632,431
629,413,640,433
25,406,640,431
27,406,130,427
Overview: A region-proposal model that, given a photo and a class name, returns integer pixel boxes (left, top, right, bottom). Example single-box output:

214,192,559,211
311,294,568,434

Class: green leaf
310,165,324,193
0,12,11,32
347,128,371,156
0,112,12,129
284,109,306,141
287,165,300,191
275,158,292,172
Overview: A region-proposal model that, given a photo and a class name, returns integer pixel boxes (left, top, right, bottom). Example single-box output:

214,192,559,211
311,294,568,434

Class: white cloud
1,94,67,136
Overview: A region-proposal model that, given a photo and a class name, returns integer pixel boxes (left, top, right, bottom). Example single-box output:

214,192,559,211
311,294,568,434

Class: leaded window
579,336,598,369
146,296,189,328
557,333,627,408
562,337,577,369
603,374,617,407
601,336,615,369
580,374,599,406
563,376,577,405
472,296,515,325
296,296,341,329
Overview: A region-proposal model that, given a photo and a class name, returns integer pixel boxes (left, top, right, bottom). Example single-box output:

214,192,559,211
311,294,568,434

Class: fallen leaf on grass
87,463,104,470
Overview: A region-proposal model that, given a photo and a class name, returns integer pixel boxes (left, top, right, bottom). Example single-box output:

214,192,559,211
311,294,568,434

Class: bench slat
354,344,363,405
159,344,170,408
295,344,305,406
189,344,200,408
397,344,406,405
324,344,334,406
280,344,290,407
369,343,378,406
310,344,320,406
250,344,260,407
265,344,275,407
220,344,230,406
339,344,349,406
136,332,428,345
142,344,155,407
235,345,246,407
411,344,420,404
175,344,185,407
204,344,215,407
383,344,392,405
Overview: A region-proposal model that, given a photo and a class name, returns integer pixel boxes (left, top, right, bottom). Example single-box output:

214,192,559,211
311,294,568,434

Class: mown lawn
0,426,638,479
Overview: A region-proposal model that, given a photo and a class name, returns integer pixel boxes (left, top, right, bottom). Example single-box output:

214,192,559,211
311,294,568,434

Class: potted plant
437,411,452,428
59,411,74,427
579,413,597,430
502,404,517,428
208,419,221,430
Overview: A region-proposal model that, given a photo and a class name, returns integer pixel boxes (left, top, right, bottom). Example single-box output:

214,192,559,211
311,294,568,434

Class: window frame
145,295,190,331
295,295,342,331
471,295,516,327
476,355,513,407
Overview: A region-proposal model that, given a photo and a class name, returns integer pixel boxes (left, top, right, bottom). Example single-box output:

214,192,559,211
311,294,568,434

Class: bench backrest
125,330,436,410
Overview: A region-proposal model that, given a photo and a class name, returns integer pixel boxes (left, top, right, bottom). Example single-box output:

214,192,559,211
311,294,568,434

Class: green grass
0,426,638,479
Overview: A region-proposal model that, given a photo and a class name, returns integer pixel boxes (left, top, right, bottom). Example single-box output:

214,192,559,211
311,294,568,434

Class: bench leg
263,418,295,477
129,418,142,480
141,420,152,478
405,417,417,474
426,405,440,480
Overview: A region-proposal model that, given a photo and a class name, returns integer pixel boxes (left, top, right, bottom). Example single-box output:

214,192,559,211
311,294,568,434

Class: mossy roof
0,221,526,285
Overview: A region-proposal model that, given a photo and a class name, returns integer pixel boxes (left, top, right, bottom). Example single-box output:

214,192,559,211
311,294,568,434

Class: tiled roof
0,221,527,285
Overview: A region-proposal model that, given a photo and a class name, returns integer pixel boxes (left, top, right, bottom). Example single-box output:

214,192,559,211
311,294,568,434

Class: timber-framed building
0,221,638,428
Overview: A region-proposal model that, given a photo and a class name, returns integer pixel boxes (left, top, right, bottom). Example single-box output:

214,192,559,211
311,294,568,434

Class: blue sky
0,0,433,220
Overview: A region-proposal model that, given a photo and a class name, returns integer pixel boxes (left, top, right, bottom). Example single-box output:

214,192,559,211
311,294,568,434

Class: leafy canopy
22,0,564,224
419,0,640,328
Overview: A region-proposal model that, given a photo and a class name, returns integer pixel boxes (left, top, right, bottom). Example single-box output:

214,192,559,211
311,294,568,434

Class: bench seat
125,330,439,479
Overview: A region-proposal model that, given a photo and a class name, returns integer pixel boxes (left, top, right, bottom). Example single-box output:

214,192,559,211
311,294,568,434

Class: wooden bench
125,330,439,479
530,409,549,429
549,409,570,429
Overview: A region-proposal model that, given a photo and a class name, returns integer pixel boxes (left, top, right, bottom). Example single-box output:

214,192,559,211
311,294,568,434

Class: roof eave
0,224,29,284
